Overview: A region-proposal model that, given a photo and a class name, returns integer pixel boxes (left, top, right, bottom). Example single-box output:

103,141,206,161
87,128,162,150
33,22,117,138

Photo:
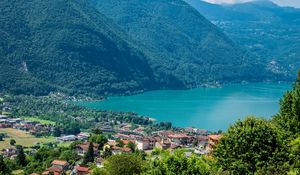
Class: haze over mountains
184,0,300,78
0,0,283,97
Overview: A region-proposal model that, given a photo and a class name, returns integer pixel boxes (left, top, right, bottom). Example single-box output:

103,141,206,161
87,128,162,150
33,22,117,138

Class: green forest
0,0,277,98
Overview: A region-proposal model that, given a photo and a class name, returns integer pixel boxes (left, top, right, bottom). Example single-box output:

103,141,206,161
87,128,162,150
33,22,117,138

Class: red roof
76,165,90,172
48,166,62,172
122,140,135,145
51,160,68,166
30,173,40,175
77,142,99,151
112,146,132,152
208,134,223,141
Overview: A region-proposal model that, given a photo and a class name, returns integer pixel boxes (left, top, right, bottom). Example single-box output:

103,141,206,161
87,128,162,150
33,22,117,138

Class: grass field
23,117,56,125
0,128,55,149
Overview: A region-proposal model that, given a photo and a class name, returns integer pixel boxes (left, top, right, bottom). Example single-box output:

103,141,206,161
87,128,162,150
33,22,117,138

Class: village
0,113,223,175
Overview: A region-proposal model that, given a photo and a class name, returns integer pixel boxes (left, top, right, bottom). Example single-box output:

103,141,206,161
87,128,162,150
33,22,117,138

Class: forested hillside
91,0,271,89
0,0,275,97
0,0,157,96
184,0,300,79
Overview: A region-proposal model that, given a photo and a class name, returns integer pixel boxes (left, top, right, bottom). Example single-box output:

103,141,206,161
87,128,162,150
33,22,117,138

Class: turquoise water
77,83,291,131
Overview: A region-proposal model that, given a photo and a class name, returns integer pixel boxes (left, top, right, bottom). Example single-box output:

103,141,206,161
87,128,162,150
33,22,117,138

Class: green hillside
1,0,272,97
0,0,157,96
90,0,269,88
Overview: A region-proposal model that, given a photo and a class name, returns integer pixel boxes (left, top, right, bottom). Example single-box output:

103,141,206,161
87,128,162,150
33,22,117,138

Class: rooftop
76,165,90,172
208,134,223,141
51,160,68,166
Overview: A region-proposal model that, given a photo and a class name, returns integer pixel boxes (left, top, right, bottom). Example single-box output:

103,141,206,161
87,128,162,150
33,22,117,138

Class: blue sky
203,0,300,8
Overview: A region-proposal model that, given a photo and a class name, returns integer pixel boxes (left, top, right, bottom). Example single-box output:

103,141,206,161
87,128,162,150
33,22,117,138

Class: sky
203,0,300,8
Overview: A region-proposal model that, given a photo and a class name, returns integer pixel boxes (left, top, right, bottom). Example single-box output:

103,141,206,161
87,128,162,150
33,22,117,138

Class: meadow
0,128,55,149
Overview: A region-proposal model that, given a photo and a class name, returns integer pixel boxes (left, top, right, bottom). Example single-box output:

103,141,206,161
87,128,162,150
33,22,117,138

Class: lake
77,83,291,131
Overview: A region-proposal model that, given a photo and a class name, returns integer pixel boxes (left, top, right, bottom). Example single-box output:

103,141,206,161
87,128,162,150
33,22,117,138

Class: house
207,134,223,152
30,173,40,175
0,123,12,128
71,165,90,175
77,132,90,141
196,135,208,147
111,146,132,155
106,140,117,147
167,133,192,145
9,118,22,123
42,160,69,175
158,131,174,139
0,115,8,119
0,119,8,123
57,135,77,142
136,139,150,150
196,129,209,135
155,140,171,150
121,139,135,146
76,142,99,156
2,147,17,157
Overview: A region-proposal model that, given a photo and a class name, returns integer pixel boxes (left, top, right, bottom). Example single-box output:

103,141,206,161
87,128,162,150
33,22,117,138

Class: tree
16,145,27,166
83,142,94,164
127,141,136,152
89,134,108,149
213,117,288,175
92,128,102,135
143,150,212,175
0,156,11,175
53,127,62,137
0,135,3,141
10,139,16,146
59,150,78,165
102,146,112,158
273,71,300,138
104,154,144,175
289,136,300,173
92,167,108,175
116,139,124,147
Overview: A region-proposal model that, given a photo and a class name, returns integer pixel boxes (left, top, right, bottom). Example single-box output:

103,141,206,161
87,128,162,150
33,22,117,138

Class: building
155,140,171,150
77,132,90,141
207,134,223,152
76,142,100,156
167,133,192,145
1,147,17,157
71,165,90,175
42,160,69,175
136,139,150,150
111,146,132,155
0,115,8,119
57,135,77,142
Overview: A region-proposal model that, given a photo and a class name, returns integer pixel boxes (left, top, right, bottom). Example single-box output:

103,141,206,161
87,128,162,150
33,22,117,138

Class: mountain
184,0,300,78
0,0,157,96
0,0,272,97
90,0,269,88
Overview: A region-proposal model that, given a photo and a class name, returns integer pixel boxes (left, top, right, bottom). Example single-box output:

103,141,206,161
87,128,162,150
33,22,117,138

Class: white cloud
203,0,300,7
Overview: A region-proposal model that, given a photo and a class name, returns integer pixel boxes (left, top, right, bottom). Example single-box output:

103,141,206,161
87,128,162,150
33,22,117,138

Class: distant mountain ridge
0,0,272,97
184,0,300,78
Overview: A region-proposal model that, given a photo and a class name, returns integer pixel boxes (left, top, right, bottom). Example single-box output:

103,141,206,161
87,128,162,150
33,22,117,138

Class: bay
76,83,291,131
